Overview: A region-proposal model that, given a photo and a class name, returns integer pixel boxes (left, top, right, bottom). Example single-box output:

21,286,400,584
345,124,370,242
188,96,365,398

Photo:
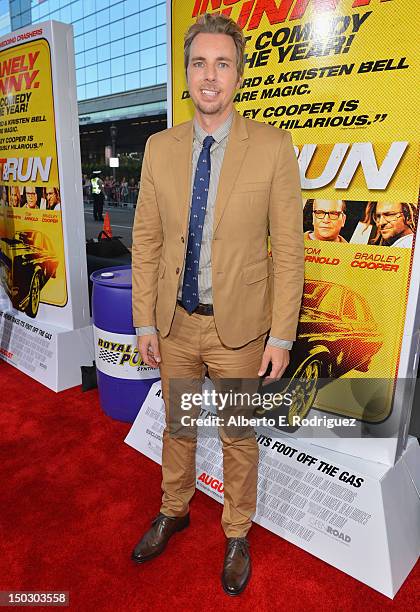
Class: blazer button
176,267,180,274
181,237,184,243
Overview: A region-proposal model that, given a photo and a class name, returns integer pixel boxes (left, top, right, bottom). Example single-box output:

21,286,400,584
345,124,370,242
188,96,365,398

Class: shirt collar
193,111,233,145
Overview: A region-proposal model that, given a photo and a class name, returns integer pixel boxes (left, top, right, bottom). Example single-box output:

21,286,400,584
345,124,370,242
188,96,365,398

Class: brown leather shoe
221,537,251,596
131,512,190,563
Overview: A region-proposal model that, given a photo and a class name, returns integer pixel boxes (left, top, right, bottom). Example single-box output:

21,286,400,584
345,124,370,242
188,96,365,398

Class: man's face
312,200,346,241
46,188,57,207
12,188,20,206
26,187,38,208
186,33,240,120
374,201,412,244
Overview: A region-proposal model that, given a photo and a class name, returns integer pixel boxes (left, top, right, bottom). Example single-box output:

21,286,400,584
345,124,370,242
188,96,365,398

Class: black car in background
0,230,59,318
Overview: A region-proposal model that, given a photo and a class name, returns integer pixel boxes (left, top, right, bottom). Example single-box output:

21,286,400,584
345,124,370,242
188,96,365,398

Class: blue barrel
90,265,160,422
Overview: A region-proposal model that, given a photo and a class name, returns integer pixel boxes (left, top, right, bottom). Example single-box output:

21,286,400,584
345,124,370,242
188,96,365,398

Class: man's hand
258,345,289,385
137,334,161,368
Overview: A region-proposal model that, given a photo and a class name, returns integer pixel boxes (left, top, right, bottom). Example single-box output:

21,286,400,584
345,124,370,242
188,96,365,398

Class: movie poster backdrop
169,0,419,435
0,35,67,321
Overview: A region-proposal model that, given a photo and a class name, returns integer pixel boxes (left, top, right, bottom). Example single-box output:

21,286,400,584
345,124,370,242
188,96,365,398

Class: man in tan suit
131,13,303,595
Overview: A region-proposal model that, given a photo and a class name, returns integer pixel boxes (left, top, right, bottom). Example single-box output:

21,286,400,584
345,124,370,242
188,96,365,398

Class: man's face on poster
11,187,21,206
46,188,58,208
26,187,38,208
312,200,346,241
373,202,412,245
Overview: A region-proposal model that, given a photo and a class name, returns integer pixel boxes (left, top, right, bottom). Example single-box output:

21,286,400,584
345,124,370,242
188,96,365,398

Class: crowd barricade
82,181,139,208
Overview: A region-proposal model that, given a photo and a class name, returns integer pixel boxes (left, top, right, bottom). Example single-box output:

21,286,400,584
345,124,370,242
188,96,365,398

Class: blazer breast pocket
232,180,270,194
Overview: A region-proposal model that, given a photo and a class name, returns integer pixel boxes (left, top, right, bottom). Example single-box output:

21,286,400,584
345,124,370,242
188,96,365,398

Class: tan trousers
158,304,265,538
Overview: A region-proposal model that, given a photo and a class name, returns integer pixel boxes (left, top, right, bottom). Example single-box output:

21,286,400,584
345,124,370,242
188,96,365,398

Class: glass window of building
6,0,167,101
0,0,11,36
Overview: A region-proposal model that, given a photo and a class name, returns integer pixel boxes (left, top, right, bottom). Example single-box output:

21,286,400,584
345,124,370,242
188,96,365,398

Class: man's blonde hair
184,13,245,79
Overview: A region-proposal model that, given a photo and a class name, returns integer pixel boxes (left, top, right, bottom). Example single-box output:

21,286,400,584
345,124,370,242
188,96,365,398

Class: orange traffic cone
102,212,112,238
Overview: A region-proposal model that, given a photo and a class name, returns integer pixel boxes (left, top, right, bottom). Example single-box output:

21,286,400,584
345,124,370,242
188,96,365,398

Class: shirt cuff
267,336,293,351
135,326,157,336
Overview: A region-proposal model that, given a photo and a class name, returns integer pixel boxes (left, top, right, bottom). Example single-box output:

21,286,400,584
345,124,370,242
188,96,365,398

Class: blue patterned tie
181,135,214,313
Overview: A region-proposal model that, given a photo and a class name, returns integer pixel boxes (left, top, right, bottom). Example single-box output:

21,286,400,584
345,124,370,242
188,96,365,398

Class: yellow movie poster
170,0,419,426
0,37,66,319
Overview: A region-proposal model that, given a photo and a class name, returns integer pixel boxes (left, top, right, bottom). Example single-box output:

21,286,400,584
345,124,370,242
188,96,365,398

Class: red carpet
1,360,418,611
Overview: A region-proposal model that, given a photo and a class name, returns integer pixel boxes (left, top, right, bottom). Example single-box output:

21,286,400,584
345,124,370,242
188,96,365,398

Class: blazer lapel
213,110,249,233
170,120,194,233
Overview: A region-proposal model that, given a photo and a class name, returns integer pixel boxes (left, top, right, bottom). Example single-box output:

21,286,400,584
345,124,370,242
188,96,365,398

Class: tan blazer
132,110,304,348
